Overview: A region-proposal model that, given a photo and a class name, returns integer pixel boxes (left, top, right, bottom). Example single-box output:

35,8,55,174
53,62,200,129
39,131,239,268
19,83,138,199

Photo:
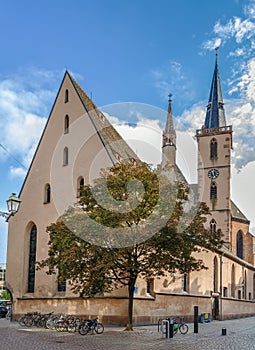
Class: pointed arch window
28,225,37,293
65,89,69,103
182,273,189,293
236,230,243,259
213,256,218,293
210,138,218,160
210,181,217,200
231,264,235,298
77,177,84,197
244,271,247,299
64,115,69,134
210,219,217,234
44,184,51,204
63,147,68,166
253,273,255,300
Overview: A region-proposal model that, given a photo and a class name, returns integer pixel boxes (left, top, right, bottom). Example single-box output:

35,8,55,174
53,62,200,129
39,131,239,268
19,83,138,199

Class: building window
64,115,69,134
182,273,189,293
243,271,247,300
238,290,241,299
28,225,37,293
146,278,154,296
44,184,51,204
223,287,228,297
231,264,235,298
253,274,255,300
210,219,217,234
210,182,217,200
213,256,218,293
65,89,69,103
57,278,66,292
210,138,217,159
236,231,243,259
77,177,84,197
63,147,68,166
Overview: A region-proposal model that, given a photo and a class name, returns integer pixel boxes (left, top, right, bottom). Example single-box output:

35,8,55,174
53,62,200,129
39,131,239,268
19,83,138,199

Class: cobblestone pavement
1,316,255,349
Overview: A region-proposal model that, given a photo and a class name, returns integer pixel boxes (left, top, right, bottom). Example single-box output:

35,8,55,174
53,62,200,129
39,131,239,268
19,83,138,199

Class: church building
6,54,255,324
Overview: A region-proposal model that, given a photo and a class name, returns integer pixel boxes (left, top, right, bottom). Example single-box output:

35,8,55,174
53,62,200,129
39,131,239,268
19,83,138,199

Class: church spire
204,48,226,129
163,94,176,147
162,94,176,167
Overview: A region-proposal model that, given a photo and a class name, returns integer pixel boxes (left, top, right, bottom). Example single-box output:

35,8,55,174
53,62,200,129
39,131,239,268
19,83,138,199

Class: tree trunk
125,278,137,331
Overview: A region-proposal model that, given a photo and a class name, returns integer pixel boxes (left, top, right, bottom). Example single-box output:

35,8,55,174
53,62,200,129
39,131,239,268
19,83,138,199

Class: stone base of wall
11,293,255,326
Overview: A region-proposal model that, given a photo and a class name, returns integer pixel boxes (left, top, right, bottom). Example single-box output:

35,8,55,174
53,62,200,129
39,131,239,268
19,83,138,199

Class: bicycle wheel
95,323,104,334
179,323,189,334
78,323,90,335
18,315,26,326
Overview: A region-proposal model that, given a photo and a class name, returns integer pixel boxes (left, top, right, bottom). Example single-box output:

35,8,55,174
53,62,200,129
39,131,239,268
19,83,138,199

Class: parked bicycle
158,316,189,335
172,317,189,335
78,318,104,335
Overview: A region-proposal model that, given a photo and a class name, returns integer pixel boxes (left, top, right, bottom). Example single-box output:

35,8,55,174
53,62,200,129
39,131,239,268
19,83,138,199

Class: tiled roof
231,200,249,223
68,72,139,165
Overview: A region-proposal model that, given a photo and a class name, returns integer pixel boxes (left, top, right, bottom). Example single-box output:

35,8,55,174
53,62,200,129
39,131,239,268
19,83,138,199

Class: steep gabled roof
231,200,250,224
68,72,138,164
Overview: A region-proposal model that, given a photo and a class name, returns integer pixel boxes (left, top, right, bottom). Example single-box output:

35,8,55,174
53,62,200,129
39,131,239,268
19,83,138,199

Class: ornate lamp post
0,193,21,219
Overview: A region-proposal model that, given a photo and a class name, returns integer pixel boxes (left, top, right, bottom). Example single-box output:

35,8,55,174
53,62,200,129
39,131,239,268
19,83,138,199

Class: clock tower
196,51,232,244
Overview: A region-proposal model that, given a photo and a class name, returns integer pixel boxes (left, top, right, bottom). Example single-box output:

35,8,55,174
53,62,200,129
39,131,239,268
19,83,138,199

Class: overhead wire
0,143,28,170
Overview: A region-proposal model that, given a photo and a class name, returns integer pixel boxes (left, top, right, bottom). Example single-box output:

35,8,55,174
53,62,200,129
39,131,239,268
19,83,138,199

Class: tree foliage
38,161,223,330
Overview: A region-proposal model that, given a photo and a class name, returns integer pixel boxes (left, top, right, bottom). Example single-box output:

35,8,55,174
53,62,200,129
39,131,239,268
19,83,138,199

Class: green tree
39,162,223,330
0,289,11,301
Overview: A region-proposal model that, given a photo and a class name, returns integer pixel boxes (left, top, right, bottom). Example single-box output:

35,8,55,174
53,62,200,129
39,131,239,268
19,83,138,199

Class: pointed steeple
162,95,176,167
163,94,176,147
204,49,226,128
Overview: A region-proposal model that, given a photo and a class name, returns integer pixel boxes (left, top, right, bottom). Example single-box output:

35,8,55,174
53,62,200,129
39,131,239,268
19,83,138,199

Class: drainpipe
219,252,224,320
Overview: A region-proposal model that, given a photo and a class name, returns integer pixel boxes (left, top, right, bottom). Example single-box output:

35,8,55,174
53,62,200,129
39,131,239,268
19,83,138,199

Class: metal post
194,306,198,333
169,318,174,338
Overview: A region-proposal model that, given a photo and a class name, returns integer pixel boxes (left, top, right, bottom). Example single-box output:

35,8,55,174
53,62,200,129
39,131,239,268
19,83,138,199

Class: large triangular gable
18,71,139,197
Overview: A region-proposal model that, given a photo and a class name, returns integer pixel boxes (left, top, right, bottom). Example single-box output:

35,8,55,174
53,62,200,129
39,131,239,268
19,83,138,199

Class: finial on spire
168,93,172,102
215,46,219,57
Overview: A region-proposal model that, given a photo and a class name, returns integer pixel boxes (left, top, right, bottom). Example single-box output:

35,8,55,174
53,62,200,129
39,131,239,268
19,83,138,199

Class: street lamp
0,193,21,219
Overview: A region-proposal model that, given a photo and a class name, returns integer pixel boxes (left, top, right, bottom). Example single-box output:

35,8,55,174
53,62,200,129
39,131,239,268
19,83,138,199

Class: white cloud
151,60,194,103
0,69,59,177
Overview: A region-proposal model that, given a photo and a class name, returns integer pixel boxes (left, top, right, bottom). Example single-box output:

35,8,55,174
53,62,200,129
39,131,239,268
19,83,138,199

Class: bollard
194,306,199,333
222,328,227,336
169,319,174,338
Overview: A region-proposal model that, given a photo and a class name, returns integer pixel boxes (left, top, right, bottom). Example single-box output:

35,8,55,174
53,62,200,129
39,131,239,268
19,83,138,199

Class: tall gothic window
213,256,218,293
28,225,37,293
63,147,68,166
210,182,217,200
64,115,69,134
210,219,217,234
231,264,235,298
236,230,243,259
182,273,189,293
253,273,255,300
210,138,218,159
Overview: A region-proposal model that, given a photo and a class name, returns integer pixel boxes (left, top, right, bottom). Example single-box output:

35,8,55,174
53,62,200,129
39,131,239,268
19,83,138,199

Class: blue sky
1,0,255,262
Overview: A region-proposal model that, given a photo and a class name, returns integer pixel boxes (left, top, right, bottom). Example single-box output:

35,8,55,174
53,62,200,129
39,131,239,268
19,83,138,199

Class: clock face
208,168,219,179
